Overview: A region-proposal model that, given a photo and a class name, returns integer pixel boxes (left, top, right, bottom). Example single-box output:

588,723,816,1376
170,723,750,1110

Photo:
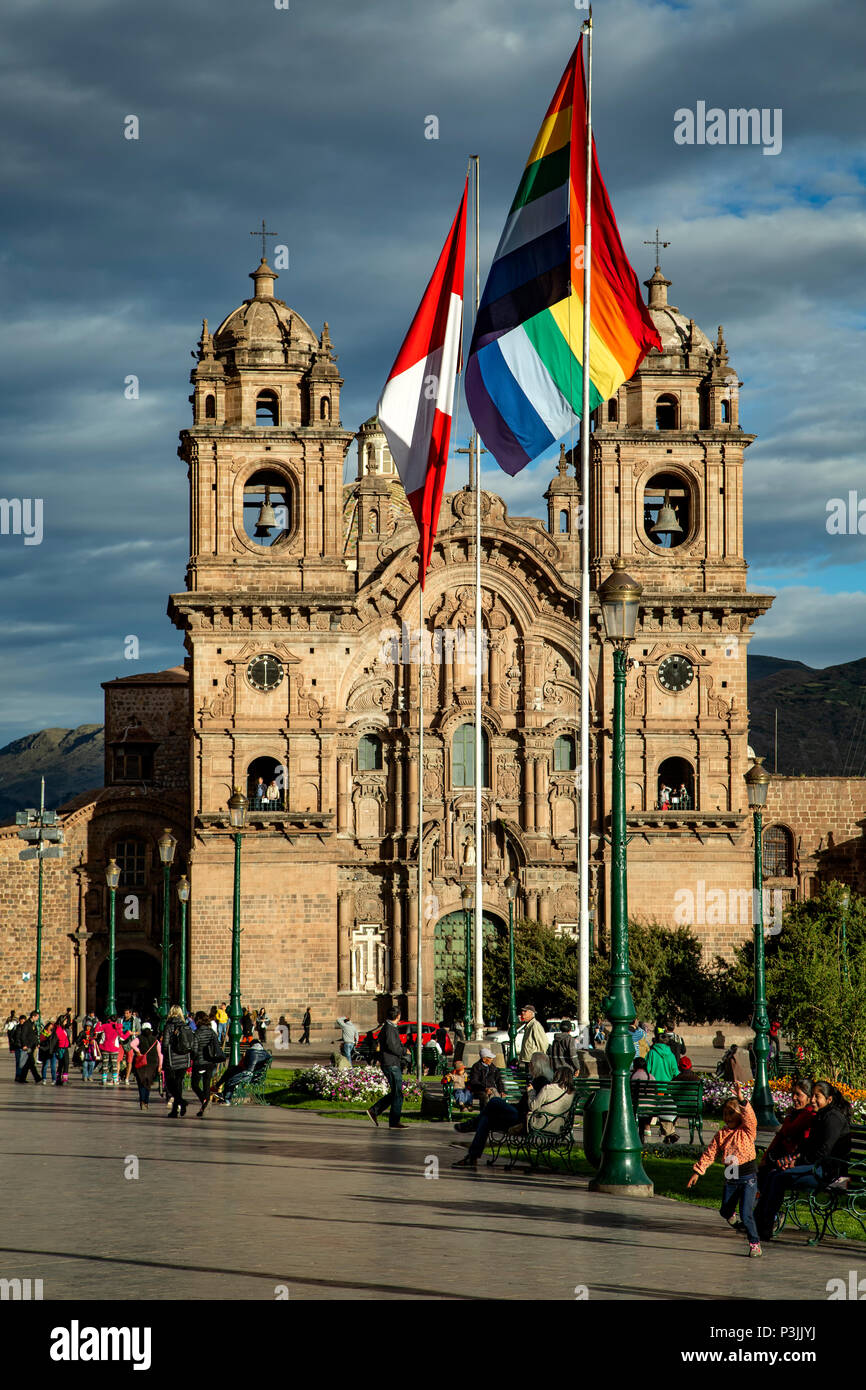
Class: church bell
650,491,682,541
254,487,278,537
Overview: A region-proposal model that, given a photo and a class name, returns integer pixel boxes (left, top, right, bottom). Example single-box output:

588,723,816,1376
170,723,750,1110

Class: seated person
453,1066,575,1167
449,1060,472,1111
758,1079,815,1196
215,1039,271,1103
756,1081,852,1242
467,1048,505,1110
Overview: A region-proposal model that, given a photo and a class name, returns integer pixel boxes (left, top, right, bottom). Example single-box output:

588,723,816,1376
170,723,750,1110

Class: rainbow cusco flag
466,37,661,476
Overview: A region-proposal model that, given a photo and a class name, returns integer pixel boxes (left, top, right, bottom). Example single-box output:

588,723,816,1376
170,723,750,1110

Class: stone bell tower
168,254,355,1014
590,261,774,956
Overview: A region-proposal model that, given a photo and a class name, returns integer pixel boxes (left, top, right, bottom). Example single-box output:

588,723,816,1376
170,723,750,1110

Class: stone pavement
0,1074,857,1301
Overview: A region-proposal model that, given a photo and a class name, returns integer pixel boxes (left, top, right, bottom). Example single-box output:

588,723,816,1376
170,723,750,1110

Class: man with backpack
190,1010,226,1117
161,1006,195,1118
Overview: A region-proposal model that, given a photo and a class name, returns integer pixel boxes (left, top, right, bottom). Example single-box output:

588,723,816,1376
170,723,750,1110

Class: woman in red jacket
757,1079,814,1196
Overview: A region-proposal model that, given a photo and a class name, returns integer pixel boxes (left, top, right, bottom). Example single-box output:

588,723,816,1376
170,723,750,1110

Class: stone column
538,890,553,926
74,931,92,1020
535,756,548,834
393,748,404,835
407,744,420,833
489,635,503,711
336,755,351,833
337,891,354,992
390,881,404,996
526,889,539,922
523,755,536,832
407,891,419,993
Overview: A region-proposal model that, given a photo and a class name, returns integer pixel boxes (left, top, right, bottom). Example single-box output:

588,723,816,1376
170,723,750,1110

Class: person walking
190,1010,226,1117
96,1016,124,1086
38,1020,58,1084
300,1006,312,1045
688,1082,762,1257
54,1016,70,1086
365,1007,408,1130
5,1010,20,1064
15,1012,42,1084
130,1024,163,1112
256,1008,270,1046
161,1006,194,1118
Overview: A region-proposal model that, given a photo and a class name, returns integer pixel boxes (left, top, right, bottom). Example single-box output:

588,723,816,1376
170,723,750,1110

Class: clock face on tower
246,654,285,692
657,654,695,693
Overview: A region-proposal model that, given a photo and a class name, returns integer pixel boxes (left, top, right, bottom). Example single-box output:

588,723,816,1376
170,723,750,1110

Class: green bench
634,1078,705,1146
769,1054,802,1081
489,1091,583,1172
776,1125,866,1244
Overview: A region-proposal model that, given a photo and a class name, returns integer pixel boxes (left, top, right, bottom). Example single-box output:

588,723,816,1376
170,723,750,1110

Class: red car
357,1020,450,1063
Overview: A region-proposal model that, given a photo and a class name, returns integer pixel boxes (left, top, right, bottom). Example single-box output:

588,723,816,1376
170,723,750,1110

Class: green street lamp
157,828,177,1027
840,887,851,986
590,558,653,1196
228,789,247,1068
745,758,778,1129
177,875,191,1017
505,872,519,1065
461,884,473,1043
105,858,121,1018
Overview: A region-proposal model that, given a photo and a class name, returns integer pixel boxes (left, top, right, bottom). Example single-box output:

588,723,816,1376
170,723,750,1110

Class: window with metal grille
763,824,793,878
116,839,147,889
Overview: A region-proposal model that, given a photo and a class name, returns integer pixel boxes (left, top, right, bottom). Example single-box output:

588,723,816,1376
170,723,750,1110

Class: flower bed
699,1073,866,1123
292,1065,424,1105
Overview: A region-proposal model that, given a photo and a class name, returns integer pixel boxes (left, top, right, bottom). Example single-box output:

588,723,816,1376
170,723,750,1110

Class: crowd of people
4,1000,278,1119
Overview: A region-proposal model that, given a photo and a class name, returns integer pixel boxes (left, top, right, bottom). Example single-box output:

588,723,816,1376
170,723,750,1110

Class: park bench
634,1078,705,1146
776,1125,866,1244
769,1053,802,1081
488,1090,583,1172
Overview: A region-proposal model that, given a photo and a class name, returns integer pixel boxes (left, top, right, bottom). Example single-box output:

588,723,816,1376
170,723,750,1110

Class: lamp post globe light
745,758,778,1129
504,872,519,1064
590,558,653,1196
461,885,473,1041
105,858,121,1019
176,875,191,1018
228,789,248,1069
157,829,177,1027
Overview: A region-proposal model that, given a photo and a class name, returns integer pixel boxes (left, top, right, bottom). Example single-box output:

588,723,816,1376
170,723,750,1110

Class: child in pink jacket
687,1082,762,1256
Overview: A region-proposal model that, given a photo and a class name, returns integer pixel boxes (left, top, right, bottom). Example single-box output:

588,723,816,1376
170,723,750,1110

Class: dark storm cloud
1,0,865,742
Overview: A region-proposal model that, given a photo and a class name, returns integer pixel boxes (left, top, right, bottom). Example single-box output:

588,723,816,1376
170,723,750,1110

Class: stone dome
213,258,319,354
644,265,713,356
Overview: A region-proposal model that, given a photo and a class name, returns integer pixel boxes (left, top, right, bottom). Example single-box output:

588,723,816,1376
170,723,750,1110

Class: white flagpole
578,13,593,1033
472,154,484,1041
417,580,424,1080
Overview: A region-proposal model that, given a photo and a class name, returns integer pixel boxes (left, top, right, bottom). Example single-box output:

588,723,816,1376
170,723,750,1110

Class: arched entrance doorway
94,950,161,1019
433,910,503,1023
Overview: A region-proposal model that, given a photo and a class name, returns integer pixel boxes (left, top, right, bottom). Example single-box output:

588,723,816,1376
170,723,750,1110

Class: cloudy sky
1,0,865,745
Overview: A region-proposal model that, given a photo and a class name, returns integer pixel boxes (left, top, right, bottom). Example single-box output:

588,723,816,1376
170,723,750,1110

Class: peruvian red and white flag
377,181,467,586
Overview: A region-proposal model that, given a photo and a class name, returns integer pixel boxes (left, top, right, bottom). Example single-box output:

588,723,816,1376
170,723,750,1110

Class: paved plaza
0,1074,859,1302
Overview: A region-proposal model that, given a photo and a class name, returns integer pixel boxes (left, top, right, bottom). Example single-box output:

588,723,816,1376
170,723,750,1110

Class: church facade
3,254,865,1026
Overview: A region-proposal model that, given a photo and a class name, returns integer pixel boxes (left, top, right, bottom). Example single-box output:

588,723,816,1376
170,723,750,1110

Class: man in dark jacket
550,1021,583,1075
468,1049,505,1108
15,1012,41,1084
366,1007,408,1129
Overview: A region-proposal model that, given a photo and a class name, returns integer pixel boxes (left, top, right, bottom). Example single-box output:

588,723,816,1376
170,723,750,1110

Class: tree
761,881,866,1085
